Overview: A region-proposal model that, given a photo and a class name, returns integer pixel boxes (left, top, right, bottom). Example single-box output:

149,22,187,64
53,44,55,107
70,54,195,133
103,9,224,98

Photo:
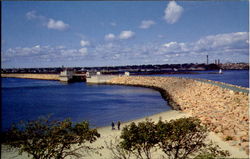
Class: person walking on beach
117,121,121,130
111,122,115,130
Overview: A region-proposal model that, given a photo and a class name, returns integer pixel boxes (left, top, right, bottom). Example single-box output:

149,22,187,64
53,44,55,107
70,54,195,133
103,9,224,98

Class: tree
117,117,229,159
120,119,158,159
156,117,208,159
194,141,230,159
2,116,101,159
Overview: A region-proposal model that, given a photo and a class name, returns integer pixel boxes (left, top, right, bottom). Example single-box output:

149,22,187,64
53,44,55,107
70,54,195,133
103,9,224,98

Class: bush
120,119,158,159
2,116,101,159
156,117,208,159
117,117,230,159
194,141,230,159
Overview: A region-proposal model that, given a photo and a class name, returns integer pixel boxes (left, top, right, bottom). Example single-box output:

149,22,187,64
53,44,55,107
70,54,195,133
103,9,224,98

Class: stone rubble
108,76,249,154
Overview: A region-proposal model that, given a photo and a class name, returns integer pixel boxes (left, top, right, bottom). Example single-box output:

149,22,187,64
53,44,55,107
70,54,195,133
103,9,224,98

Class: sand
1,110,248,159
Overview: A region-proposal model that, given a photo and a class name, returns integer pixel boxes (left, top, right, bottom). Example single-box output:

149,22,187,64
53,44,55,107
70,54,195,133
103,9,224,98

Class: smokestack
206,55,209,65
218,59,220,65
215,60,217,65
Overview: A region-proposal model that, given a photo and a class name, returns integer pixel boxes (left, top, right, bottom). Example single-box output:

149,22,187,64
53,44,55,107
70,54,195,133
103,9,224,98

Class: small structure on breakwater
86,71,130,83
59,69,74,82
59,69,88,82
86,75,118,83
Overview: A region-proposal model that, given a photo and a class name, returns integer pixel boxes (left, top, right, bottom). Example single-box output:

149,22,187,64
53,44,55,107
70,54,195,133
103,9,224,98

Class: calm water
1,70,248,131
2,78,170,131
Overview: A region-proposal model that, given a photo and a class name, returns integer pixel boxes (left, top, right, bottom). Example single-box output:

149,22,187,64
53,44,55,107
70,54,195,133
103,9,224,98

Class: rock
109,76,249,154
229,90,234,94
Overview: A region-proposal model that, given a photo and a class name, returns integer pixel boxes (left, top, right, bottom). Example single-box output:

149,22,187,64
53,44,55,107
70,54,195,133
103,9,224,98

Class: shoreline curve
106,76,249,155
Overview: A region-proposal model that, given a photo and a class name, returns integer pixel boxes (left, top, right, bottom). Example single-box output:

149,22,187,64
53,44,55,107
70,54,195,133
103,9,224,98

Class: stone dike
107,76,249,154
1,73,59,81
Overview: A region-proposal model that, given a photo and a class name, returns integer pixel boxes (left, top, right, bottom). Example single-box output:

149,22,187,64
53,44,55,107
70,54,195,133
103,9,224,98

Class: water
149,70,249,88
2,78,170,131
2,70,248,131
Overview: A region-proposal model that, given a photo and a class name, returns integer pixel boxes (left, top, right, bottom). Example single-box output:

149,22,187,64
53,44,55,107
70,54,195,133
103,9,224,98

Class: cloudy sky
2,1,249,68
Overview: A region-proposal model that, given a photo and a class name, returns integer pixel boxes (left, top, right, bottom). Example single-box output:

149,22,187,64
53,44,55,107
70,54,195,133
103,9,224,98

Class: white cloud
164,1,183,24
119,30,135,40
139,20,156,29
4,44,89,61
80,40,90,47
193,32,248,52
152,32,249,64
26,11,37,20
105,33,116,41
47,19,69,31
3,32,248,65
78,48,88,56
160,32,249,56
161,41,188,54
163,41,178,48
26,11,69,31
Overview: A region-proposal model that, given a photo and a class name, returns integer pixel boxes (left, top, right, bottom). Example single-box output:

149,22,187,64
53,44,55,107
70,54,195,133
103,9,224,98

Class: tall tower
206,55,209,65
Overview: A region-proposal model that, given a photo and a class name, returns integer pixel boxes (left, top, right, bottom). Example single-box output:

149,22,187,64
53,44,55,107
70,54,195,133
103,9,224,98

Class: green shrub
120,119,158,159
117,117,230,159
156,117,208,159
2,116,101,159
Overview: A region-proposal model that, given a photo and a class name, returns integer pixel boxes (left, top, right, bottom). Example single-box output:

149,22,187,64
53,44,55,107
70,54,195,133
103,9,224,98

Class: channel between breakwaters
106,76,249,154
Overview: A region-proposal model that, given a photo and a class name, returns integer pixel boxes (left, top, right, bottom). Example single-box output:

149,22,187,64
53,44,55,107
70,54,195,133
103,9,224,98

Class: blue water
2,78,170,131
1,70,248,131
149,70,249,88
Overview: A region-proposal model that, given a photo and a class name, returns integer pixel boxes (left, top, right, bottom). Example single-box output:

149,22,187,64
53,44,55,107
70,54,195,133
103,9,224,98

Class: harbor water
1,70,248,131
2,78,170,131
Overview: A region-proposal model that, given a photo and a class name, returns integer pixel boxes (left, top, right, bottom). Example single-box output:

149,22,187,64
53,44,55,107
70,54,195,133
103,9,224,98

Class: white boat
219,69,223,74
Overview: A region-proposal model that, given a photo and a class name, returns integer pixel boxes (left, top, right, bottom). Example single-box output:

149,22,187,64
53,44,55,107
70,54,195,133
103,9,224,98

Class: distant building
96,72,101,75
124,72,130,76
59,69,74,82
86,72,90,78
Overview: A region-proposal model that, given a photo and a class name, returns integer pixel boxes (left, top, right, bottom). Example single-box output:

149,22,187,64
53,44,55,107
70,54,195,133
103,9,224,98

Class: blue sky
2,1,249,68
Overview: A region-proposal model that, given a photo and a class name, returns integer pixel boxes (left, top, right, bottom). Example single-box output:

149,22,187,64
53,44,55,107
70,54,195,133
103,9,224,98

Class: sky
2,1,249,68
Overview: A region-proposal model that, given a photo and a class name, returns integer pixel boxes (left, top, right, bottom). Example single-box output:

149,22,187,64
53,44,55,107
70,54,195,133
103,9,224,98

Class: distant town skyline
2,1,249,68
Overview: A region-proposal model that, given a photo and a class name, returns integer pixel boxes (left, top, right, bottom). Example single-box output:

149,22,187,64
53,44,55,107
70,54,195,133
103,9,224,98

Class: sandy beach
1,110,248,159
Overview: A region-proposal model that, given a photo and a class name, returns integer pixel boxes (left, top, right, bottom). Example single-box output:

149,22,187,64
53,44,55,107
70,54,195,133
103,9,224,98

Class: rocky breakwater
107,76,249,154
1,73,60,81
